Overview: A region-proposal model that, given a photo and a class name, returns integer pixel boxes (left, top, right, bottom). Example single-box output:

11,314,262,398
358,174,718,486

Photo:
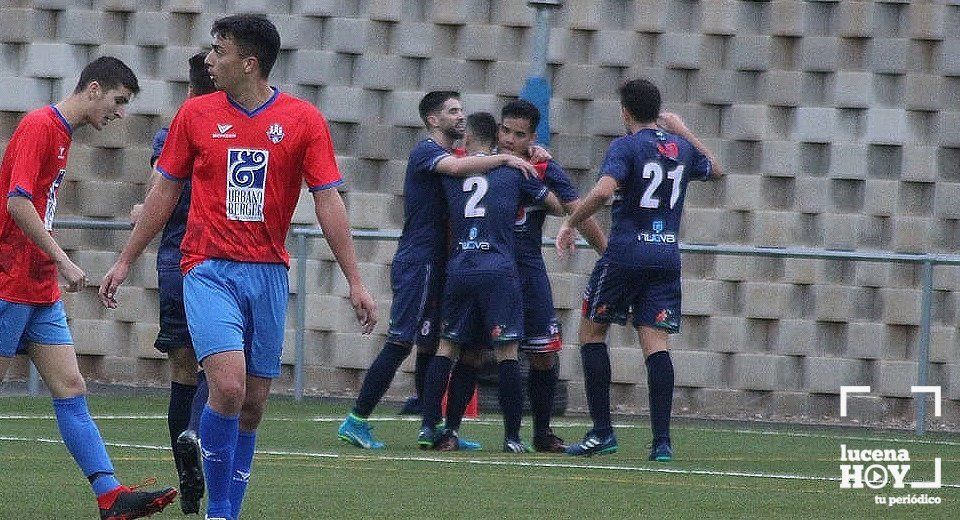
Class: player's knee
459,349,483,367
209,380,245,412
239,401,266,430
170,354,198,385
529,352,556,371
494,343,519,363
48,370,86,398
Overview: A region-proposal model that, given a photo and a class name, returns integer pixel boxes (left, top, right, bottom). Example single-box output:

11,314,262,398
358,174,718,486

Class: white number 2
463,176,488,218
640,163,684,209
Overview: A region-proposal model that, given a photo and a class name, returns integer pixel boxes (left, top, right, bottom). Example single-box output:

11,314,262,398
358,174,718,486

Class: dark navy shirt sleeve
520,173,549,205
599,137,631,184
410,139,451,176
687,143,713,181
150,127,169,167
544,161,579,203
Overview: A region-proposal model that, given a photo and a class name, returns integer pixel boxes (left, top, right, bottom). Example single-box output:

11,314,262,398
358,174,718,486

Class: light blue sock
52,395,121,496
200,405,239,518
230,430,257,519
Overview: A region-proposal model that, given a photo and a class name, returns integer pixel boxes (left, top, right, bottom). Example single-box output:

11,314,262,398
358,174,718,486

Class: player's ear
426,113,439,130
85,80,102,100
243,56,258,75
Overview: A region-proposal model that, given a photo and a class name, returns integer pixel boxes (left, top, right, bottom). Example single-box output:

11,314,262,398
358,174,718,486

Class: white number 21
641,163,684,209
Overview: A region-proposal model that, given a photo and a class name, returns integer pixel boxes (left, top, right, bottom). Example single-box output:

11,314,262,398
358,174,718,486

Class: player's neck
53,96,86,131
225,81,275,112
429,129,456,150
627,121,658,134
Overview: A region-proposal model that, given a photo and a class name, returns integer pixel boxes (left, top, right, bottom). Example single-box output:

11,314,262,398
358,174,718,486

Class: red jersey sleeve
5,117,51,199
155,102,196,181
303,109,343,192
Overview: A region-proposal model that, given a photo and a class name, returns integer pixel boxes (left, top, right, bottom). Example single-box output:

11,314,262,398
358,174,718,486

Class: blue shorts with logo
183,259,288,379
441,271,523,347
155,268,193,353
387,260,444,349
581,259,681,333
518,263,562,353
0,298,73,357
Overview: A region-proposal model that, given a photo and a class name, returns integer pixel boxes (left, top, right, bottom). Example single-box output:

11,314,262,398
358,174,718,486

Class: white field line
3,414,959,448
0,435,957,489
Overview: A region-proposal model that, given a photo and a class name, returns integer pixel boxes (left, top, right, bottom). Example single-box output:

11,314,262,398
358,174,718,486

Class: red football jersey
0,106,72,304
156,90,343,273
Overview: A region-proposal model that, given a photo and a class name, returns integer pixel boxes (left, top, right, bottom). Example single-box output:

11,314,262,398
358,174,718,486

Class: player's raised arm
436,153,537,179
99,173,183,308
312,188,377,334
657,112,723,179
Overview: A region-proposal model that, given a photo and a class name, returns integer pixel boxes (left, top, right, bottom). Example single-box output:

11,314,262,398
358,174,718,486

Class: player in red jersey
99,15,377,520
0,56,177,520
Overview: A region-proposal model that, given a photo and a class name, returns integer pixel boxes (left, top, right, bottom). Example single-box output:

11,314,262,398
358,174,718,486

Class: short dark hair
500,99,540,132
466,112,497,148
418,91,460,126
73,56,139,95
619,78,661,123
188,52,216,95
211,14,281,78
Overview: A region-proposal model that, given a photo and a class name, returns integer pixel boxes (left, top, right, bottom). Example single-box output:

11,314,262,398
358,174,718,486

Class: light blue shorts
183,259,289,379
0,298,73,357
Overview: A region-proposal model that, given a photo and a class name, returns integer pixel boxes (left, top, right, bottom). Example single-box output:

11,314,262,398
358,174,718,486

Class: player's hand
350,283,378,334
99,261,130,309
657,112,690,136
504,155,537,179
528,145,552,164
129,204,143,224
555,222,577,260
57,258,87,293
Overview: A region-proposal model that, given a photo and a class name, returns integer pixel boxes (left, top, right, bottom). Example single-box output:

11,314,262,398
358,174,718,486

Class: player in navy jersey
338,92,538,450
557,79,722,459
419,111,566,453
129,51,215,514
497,100,607,452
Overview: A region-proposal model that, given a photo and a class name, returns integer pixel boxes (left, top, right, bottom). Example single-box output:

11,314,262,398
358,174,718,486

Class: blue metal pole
521,1,562,146
294,233,309,401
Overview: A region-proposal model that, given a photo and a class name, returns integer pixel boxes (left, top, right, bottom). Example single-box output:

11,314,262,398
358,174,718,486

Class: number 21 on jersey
641,162,684,209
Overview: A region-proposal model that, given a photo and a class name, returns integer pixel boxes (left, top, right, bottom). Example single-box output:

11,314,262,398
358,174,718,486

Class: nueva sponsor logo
639,219,676,244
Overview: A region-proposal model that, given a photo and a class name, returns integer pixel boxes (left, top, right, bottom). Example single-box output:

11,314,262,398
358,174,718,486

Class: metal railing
27,218,960,435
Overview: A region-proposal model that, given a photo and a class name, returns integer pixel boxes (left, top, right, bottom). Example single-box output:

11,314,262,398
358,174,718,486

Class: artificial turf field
0,395,956,519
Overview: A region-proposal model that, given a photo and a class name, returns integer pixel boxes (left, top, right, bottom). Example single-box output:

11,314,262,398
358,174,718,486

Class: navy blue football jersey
151,127,192,271
600,128,712,270
394,138,451,264
514,159,579,267
444,165,548,274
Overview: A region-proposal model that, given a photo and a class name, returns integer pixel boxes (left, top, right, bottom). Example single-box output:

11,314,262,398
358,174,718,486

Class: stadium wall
1,0,958,428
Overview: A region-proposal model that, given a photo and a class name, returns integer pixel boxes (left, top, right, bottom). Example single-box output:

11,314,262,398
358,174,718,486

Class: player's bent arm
6,196,85,291
658,112,723,179
563,199,608,255
555,176,617,257
542,192,564,216
436,154,536,178
313,188,378,334
100,174,182,307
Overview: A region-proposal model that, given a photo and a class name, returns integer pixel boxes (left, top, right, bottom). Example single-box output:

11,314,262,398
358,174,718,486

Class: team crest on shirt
657,142,679,161
226,148,269,222
266,123,284,144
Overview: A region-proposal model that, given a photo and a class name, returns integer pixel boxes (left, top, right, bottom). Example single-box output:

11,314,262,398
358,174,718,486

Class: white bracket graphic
911,386,943,417
839,386,871,417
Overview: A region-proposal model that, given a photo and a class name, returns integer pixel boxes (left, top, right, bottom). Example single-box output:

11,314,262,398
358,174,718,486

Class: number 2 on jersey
640,162,684,209
463,176,488,217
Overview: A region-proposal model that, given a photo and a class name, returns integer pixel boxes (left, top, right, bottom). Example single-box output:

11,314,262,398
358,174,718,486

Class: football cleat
417,425,440,449
338,413,385,449
174,430,205,514
565,430,618,457
533,430,568,453
435,430,460,452
502,438,533,454
648,439,673,462
98,478,177,520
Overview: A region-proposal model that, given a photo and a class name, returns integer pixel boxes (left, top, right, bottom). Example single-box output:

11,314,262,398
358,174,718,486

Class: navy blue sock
414,351,434,399
168,381,197,449
646,350,674,443
187,371,208,432
528,364,557,437
200,405,239,518
580,342,612,436
353,342,412,418
497,359,523,441
420,356,453,429
230,430,256,519
444,360,478,432
53,395,120,496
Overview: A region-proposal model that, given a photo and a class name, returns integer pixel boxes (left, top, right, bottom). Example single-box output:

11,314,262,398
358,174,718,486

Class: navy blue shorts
184,259,288,379
581,259,681,333
441,271,523,347
155,268,193,353
387,260,444,348
518,263,561,353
